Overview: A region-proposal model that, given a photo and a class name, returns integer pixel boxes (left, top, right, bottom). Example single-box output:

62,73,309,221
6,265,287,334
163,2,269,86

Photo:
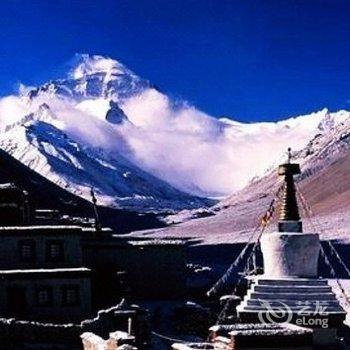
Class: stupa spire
277,147,302,233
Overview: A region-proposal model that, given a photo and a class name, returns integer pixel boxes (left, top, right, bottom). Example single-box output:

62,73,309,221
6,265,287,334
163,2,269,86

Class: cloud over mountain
0,54,348,210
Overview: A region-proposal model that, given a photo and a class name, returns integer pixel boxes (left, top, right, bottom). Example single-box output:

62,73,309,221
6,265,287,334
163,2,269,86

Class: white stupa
236,153,346,346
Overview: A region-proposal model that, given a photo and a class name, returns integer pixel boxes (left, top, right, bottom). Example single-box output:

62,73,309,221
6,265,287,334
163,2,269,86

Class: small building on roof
83,233,187,299
0,183,30,225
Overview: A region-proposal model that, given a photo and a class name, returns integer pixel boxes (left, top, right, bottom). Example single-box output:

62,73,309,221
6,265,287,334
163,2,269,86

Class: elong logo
257,300,329,329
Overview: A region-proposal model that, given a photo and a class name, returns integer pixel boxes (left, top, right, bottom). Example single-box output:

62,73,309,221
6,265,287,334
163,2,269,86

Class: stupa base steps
247,291,338,300
242,306,344,313
236,277,346,346
246,299,342,307
254,278,329,286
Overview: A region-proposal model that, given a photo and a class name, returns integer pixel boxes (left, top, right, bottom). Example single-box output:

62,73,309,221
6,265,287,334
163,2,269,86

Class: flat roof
127,239,185,246
0,267,91,279
0,183,21,190
112,235,185,246
83,227,113,232
0,225,82,230
0,225,84,235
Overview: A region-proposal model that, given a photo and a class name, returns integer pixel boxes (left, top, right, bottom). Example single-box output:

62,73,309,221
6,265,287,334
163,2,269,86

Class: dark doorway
6,286,27,319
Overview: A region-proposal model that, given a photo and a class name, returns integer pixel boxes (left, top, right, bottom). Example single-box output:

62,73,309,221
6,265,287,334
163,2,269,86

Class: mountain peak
70,54,128,80
23,54,150,102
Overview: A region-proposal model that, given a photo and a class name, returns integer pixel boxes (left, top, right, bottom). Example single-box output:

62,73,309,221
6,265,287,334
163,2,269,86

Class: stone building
0,181,188,328
0,183,30,224
0,184,93,323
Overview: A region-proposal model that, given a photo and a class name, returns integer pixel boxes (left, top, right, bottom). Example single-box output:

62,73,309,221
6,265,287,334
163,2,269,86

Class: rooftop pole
90,188,101,232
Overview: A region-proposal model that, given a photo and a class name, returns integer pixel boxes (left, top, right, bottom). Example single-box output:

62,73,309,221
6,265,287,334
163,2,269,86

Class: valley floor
135,209,350,245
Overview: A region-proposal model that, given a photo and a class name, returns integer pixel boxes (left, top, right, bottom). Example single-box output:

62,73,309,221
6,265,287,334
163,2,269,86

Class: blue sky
1,0,350,122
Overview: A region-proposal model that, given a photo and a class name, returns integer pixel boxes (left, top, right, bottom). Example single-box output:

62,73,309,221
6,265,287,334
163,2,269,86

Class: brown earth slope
140,119,350,244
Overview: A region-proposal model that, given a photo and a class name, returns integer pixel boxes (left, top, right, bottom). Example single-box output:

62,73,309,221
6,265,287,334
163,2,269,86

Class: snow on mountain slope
145,111,350,244
0,106,209,211
27,54,150,102
0,53,349,212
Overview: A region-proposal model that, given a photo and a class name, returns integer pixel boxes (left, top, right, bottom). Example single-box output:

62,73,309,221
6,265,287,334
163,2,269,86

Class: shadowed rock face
105,101,129,125
0,147,164,233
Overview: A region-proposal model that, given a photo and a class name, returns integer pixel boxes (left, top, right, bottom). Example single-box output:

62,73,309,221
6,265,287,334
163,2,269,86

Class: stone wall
0,302,149,349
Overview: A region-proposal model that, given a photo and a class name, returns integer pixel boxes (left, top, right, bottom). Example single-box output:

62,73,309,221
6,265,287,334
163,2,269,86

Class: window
36,286,53,306
61,285,80,306
46,240,64,262
18,240,36,262
6,287,27,318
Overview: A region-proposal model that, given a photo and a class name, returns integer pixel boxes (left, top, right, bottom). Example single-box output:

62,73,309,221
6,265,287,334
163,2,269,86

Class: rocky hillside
0,147,164,233
142,111,350,244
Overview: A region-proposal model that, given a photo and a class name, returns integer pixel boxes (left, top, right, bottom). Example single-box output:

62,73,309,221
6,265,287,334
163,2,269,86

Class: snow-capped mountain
145,111,350,243
222,109,350,208
26,54,150,102
0,53,349,212
0,102,210,211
